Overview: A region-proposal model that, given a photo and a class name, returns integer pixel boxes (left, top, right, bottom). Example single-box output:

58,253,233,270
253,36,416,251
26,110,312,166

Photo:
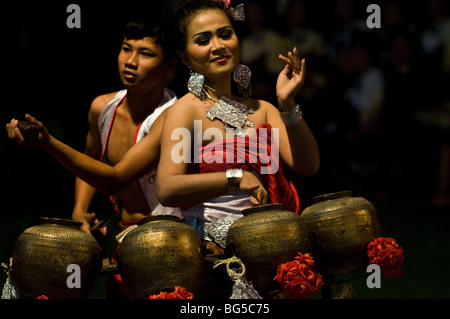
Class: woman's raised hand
276,47,306,109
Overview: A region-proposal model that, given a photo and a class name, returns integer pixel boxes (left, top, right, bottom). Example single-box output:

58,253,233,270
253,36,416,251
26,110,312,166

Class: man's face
118,36,170,91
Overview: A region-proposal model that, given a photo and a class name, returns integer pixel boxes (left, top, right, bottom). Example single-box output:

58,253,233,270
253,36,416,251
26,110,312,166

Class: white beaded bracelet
279,104,303,125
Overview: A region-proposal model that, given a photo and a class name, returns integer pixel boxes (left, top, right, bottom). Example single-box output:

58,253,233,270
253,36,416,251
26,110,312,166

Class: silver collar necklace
205,96,255,133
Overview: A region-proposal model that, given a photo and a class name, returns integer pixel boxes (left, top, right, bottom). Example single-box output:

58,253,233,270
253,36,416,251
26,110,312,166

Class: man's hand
6,114,51,147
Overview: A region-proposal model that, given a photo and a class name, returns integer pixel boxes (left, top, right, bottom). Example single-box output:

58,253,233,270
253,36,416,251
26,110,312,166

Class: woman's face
182,9,240,82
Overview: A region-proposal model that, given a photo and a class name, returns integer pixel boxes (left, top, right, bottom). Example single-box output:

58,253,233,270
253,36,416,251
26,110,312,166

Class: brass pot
12,217,102,299
300,191,382,277
117,215,204,298
226,204,311,293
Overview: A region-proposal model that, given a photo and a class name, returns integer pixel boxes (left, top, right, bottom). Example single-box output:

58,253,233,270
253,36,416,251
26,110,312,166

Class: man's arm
7,113,161,195
72,96,107,234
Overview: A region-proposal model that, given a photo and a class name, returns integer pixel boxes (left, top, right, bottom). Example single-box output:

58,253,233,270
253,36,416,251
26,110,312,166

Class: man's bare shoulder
86,91,122,124
90,92,121,111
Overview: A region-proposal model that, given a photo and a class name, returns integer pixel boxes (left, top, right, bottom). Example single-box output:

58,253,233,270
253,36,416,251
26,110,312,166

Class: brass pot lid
136,215,181,226
301,191,375,220
241,203,284,216
312,190,353,203
40,217,83,229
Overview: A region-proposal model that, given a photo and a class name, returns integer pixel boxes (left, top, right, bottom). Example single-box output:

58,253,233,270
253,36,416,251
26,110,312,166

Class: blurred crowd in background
2,0,450,208
236,0,450,206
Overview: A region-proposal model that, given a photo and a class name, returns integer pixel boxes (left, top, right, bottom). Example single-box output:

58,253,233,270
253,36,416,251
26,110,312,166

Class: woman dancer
155,0,319,247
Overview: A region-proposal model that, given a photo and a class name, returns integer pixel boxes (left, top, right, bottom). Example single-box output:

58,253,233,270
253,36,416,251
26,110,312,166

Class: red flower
148,291,168,299
148,286,194,299
367,237,404,279
274,252,323,299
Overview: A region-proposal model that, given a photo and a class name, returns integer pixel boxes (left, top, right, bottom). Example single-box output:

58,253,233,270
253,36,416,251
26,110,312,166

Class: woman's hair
162,0,237,51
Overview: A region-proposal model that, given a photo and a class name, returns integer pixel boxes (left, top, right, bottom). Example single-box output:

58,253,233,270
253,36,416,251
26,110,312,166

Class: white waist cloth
182,193,253,247
182,192,252,222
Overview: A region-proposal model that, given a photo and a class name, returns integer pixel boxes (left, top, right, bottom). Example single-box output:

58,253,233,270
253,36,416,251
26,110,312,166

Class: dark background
1,0,449,298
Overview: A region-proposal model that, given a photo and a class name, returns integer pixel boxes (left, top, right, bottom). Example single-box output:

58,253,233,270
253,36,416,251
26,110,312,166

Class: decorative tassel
1,259,18,299
214,256,262,299
331,281,357,299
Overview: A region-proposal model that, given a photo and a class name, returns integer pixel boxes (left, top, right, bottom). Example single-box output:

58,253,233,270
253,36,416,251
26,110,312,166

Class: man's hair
123,19,177,61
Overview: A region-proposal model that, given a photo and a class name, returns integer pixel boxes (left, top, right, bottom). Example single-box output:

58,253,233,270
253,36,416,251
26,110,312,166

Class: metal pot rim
137,215,181,226
241,203,284,216
40,217,83,229
312,190,353,203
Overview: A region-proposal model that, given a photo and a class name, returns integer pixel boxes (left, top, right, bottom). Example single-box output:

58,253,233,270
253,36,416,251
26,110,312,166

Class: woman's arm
156,99,268,207
266,102,320,176
267,47,320,176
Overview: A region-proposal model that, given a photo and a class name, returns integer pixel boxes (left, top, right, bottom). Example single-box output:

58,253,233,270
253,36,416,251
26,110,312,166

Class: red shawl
197,123,301,214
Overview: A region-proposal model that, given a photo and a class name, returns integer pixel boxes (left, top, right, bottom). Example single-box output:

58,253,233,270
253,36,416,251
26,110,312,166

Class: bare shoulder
170,93,199,109
245,98,277,117
87,91,121,122
165,93,200,121
149,107,169,131
90,92,119,112
161,93,211,135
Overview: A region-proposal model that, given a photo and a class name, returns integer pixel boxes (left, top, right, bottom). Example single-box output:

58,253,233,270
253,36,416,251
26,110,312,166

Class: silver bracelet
279,104,303,125
226,168,243,194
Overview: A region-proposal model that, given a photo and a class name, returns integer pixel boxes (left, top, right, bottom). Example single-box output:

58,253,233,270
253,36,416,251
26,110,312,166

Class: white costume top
98,89,182,218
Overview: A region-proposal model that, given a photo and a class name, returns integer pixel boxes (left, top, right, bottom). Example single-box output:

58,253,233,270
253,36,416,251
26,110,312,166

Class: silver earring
187,69,215,101
233,64,252,99
187,70,205,99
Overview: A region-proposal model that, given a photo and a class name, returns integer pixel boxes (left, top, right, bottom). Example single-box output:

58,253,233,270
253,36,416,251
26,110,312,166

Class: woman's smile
211,56,229,63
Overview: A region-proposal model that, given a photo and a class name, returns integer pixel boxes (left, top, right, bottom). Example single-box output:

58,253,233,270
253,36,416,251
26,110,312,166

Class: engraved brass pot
117,215,204,298
12,217,102,299
300,191,382,277
226,204,311,293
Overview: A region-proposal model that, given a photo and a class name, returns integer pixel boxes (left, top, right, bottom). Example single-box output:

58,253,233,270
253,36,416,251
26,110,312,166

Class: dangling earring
187,69,205,99
233,64,252,99
187,68,215,101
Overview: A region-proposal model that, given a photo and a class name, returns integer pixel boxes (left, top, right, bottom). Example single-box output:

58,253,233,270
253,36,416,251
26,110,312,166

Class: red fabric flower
274,252,323,299
367,237,404,279
148,286,193,299
148,291,168,299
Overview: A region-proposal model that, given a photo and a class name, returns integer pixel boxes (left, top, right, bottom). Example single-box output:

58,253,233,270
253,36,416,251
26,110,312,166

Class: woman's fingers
278,54,292,67
239,171,269,206
249,184,269,206
279,47,304,76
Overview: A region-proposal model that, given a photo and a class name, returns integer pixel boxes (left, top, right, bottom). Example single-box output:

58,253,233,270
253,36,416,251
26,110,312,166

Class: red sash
198,123,301,214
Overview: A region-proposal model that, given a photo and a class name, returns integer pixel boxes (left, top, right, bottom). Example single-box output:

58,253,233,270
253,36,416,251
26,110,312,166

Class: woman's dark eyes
141,51,156,57
196,36,210,45
195,30,233,45
220,30,233,39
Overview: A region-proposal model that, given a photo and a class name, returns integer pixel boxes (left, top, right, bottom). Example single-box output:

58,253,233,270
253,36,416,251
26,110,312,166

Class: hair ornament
230,3,245,21
214,0,245,21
